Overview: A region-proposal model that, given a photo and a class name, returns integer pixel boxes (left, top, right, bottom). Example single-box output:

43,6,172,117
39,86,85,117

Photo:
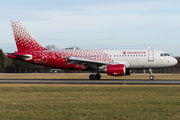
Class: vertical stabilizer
11,21,46,52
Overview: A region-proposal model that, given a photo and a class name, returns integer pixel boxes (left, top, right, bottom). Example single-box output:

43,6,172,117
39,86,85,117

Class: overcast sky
0,0,180,56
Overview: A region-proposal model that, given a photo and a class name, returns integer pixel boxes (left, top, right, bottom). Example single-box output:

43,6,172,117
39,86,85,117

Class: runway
0,79,180,84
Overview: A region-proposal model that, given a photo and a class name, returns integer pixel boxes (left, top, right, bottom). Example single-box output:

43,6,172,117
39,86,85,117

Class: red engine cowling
107,64,126,76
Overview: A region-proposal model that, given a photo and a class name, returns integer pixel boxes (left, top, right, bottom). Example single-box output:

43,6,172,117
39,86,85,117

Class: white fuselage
103,49,177,69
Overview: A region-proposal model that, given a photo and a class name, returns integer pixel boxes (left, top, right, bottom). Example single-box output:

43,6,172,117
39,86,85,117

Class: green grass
0,84,180,119
0,73,180,79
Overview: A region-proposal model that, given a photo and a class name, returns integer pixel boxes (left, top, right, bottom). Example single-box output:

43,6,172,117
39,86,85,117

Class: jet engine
100,64,131,76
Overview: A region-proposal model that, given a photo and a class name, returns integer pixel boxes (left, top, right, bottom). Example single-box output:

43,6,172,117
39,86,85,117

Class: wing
64,56,116,69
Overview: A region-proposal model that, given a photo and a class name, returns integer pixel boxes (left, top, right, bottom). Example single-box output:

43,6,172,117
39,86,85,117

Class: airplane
8,21,178,80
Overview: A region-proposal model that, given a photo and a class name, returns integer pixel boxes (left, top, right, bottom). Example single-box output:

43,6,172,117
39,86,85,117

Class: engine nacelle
103,64,131,76
106,64,125,76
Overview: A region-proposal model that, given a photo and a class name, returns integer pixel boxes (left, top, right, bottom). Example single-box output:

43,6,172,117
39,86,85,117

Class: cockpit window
164,53,170,56
160,53,170,57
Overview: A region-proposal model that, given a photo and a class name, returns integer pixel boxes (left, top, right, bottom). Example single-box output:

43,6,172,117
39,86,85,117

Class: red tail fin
11,21,47,52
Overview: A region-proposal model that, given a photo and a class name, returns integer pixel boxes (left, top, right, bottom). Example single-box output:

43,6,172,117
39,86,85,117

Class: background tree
11,59,22,73
11,59,36,73
0,49,6,72
64,47,80,50
45,44,59,50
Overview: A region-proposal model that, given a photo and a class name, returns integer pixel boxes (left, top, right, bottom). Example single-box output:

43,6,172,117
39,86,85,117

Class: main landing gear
149,69,154,80
89,73,101,80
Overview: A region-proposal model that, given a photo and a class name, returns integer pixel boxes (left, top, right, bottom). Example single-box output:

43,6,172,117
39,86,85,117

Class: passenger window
114,55,116,57
110,55,111,57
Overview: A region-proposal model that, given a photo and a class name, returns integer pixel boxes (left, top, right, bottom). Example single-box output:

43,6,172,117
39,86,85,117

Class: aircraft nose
172,58,178,65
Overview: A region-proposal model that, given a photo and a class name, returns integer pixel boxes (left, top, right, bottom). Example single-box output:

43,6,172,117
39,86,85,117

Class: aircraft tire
95,74,101,80
89,74,96,80
149,75,154,80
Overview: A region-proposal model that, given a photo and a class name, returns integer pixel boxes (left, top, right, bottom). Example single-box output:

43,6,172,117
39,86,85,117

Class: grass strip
0,84,180,119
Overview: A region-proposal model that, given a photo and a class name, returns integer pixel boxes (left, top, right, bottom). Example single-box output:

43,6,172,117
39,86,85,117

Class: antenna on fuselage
148,46,150,49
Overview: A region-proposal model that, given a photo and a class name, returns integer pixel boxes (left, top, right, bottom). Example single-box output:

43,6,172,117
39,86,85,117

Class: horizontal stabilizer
8,53,32,60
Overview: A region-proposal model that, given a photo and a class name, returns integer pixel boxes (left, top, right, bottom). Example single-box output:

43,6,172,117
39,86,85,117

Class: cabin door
148,50,154,61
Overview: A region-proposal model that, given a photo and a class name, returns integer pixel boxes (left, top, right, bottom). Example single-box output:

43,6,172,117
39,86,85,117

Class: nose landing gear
149,75,154,80
149,69,154,80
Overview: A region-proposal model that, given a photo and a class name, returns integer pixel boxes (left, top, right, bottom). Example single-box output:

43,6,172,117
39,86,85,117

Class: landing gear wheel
149,75,154,80
89,74,96,80
149,69,154,80
95,74,101,80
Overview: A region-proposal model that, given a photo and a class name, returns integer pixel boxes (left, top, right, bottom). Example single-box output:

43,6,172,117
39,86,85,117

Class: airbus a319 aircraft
8,21,178,80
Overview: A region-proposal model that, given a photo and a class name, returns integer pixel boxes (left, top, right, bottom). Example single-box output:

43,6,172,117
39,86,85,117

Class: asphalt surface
0,79,180,84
